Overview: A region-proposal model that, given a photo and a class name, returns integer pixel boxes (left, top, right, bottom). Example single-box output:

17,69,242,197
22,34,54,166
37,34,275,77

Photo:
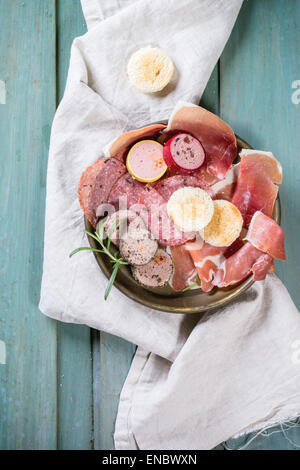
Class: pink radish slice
163,133,205,173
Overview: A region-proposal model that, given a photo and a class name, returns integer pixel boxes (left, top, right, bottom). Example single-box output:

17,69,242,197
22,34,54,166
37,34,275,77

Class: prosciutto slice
104,124,166,160
170,245,197,291
232,150,282,226
211,163,240,201
245,211,286,261
213,242,273,288
167,102,237,180
252,254,274,281
238,150,282,184
185,238,226,292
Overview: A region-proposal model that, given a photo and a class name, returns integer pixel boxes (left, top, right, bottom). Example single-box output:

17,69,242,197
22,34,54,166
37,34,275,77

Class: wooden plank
220,0,300,450
200,64,219,115
96,332,136,450
56,0,87,99
0,0,57,449
56,0,94,450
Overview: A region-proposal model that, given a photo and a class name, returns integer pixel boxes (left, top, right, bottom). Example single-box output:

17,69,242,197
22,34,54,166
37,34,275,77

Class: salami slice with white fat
139,185,195,246
155,174,213,200
78,157,126,227
108,173,144,210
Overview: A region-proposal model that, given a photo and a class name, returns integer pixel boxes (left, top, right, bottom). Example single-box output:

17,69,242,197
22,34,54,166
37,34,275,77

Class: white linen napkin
115,275,300,449
39,0,300,449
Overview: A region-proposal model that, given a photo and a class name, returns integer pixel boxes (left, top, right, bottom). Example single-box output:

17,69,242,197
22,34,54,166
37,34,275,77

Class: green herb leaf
97,220,105,244
70,221,129,301
181,283,198,292
83,230,102,244
69,247,104,258
181,275,202,292
107,219,120,251
104,261,121,300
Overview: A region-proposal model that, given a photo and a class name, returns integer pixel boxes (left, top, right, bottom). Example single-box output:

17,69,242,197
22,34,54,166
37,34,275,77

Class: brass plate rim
84,130,281,314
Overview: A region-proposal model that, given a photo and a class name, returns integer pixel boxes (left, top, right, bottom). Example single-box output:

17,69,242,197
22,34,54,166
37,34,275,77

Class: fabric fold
115,275,300,449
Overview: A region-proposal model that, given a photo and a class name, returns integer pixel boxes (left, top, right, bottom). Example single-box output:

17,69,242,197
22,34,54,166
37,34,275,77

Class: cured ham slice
167,102,237,180
155,174,213,200
185,238,226,292
245,211,285,261
232,150,281,226
139,185,195,246
239,150,282,184
223,234,245,258
194,165,221,187
252,254,274,281
104,124,166,160
211,163,240,201
170,245,197,291
213,242,272,288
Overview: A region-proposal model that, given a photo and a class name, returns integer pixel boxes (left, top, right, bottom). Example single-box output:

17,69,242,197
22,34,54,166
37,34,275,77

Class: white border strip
0,340,6,364
0,80,6,104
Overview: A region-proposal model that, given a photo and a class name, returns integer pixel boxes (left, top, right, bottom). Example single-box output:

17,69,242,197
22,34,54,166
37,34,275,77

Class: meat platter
75,102,284,313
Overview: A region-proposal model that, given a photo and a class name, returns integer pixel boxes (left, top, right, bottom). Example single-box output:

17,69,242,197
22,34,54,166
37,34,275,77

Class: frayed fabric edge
232,411,300,440
226,414,300,450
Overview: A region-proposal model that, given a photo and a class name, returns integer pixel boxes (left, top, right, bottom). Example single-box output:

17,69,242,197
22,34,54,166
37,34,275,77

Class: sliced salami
108,173,144,210
139,185,195,246
78,157,126,227
155,174,213,201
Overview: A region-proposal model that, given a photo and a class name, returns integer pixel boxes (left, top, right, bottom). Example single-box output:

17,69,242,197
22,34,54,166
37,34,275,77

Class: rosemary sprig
181,274,202,292
104,260,121,300
69,220,129,300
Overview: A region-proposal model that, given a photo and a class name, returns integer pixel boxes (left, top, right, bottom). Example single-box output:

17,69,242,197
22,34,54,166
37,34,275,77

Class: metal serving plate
85,135,281,314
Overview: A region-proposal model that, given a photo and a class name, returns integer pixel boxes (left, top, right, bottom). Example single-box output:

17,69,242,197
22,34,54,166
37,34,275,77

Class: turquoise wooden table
0,0,300,450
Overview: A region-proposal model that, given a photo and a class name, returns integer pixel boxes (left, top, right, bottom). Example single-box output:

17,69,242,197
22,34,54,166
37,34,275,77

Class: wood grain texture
95,332,136,450
0,0,57,449
220,0,300,450
56,0,93,450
